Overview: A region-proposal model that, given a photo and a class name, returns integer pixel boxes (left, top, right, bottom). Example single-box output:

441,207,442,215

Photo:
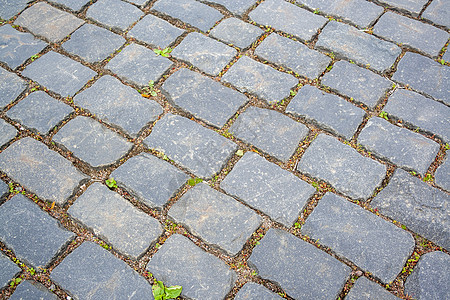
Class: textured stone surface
86,0,143,31
0,67,27,109
444,50,450,62
147,234,237,299
358,118,440,174
229,106,309,162
316,21,401,72
0,0,29,20
204,0,257,15
0,137,88,204
347,277,400,300
378,0,428,14
235,282,283,300
0,194,75,268
222,56,297,104
372,169,449,251
0,252,20,289
221,152,316,226
423,0,449,28
435,158,449,191
249,228,351,299
210,17,263,49
0,118,16,147
49,0,90,11
0,180,7,198
9,280,58,300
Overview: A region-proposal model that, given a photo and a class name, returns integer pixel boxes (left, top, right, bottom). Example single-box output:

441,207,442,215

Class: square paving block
210,17,264,49
0,68,27,109
86,0,143,31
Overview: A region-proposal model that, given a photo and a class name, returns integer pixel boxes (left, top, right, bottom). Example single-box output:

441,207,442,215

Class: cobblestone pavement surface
0,0,448,299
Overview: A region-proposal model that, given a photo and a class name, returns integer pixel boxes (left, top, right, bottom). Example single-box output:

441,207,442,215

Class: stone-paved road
0,0,449,299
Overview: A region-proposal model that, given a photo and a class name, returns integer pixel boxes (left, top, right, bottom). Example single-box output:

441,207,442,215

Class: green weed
378,111,388,120
152,281,182,300
188,178,203,186
154,47,172,58
105,178,118,189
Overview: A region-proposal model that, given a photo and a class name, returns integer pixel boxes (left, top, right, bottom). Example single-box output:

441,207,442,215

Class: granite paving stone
255,33,331,79
127,0,150,6
0,180,8,198
321,60,393,109
302,193,414,283
171,32,237,76
74,75,163,136
221,56,298,104
0,0,30,20
169,183,262,256
405,251,450,300
286,85,366,140
49,0,91,11
346,277,401,300
316,21,401,73
111,153,189,208
68,183,163,259
0,194,75,268
422,0,449,28
372,169,449,251
147,234,237,299
51,241,153,299
152,0,224,32
106,43,173,86
235,282,283,300
162,68,248,128
14,2,84,43
0,67,27,109
0,252,21,289
358,117,440,174
0,137,89,204
221,152,316,226
249,0,327,42
298,134,386,200
229,106,309,162
53,116,133,168
9,280,58,300
0,118,16,147
444,50,450,62
203,0,257,15
144,114,237,178
249,228,351,299
0,25,47,70
377,0,428,14
210,17,264,49
7,91,73,134
86,0,143,31
435,158,449,191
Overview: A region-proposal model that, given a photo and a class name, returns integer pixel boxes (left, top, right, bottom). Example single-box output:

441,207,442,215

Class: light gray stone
0,180,7,197
202,0,257,15
346,277,401,300
0,67,27,109
444,50,450,62
0,118,16,147
435,158,449,191
49,0,90,11
210,18,264,49
0,252,20,289
9,280,58,300
377,0,428,14
235,282,283,300
86,0,143,31
0,0,29,20
423,0,449,28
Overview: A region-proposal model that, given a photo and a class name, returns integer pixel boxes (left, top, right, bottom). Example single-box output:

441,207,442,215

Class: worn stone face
0,68,27,109
346,277,401,300
0,0,30,20
0,119,16,147
210,18,264,49
0,180,8,198
86,0,143,31
435,159,449,191
9,280,58,300
204,0,257,15
49,0,91,11
235,282,283,300
422,0,449,28
377,0,428,14
0,252,21,289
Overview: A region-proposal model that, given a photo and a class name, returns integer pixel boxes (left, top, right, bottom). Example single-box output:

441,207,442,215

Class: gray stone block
169,183,262,256
53,116,133,168
0,0,29,20
422,0,449,28
377,0,428,14
221,152,316,226
106,43,173,86
358,118,440,175
51,242,153,299
210,17,264,49
127,0,150,5
111,153,189,208
249,0,326,42
346,277,401,300
203,0,257,15
49,0,90,11
162,68,248,128
255,33,331,79
249,228,351,299
435,158,449,191
0,252,20,289
9,280,58,300
0,119,16,147
0,180,7,197
298,134,386,200
221,56,297,104
74,75,163,136
0,194,75,268
172,32,237,76
146,234,237,299
144,114,237,178
302,193,414,283
86,0,143,31
69,183,163,259
7,91,73,134
0,137,89,204
321,60,392,109
444,50,450,62
405,251,450,300
373,169,450,250
286,85,366,140
316,21,401,72
0,67,27,109
152,0,224,32
229,106,309,162
235,282,283,300
14,2,84,43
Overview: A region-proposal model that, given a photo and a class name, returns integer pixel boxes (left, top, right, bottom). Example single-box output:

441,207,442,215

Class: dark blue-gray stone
302,193,414,283
358,118,440,175
51,242,153,299
0,194,75,268
0,180,8,197
7,91,73,134
111,153,189,208
210,17,264,49
298,134,386,200
169,183,262,256
221,56,297,104
249,228,351,299
316,21,401,72
68,183,163,259
286,85,366,140
74,75,162,136
229,106,309,162
203,0,257,15
377,0,428,14
144,114,237,178
0,137,89,204
9,280,58,300
249,0,327,42
86,0,143,31
435,158,449,191
49,0,91,11
22,51,96,97
235,282,283,300
422,0,449,28
0,0,29,20
14,2,84,43
53,116,133,168
0,119,16,147
221,152,316,226
255,33,331,79
146,234,237,299
321,60,392,108
0,67,27,109
0,252,20,289
346,277,401,300
152,0,224,32
162,68,248,128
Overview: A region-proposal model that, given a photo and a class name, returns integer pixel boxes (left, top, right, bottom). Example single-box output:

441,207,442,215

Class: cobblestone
235,282,283,300
435,158,449,191
346,277,400,300
49,0,90,11
86,0,143,31
0,252,20,289
9,280,57,300
0,68,27,109
210,17,264,49
0,0,30,20
0,119,16,147
205,0,257,15
422,0,449,28
378,0,428,14
0,180,7,198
